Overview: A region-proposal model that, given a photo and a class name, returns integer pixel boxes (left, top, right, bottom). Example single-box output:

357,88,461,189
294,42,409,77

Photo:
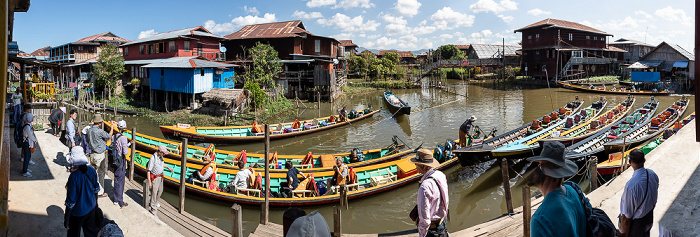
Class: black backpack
108,133,124,170
14,121,29,148
564,181,616,237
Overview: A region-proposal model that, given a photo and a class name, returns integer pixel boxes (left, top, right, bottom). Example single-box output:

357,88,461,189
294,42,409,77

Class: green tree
348,54,367,76
383,52,400,65
92,44,125,100
245,42,283,89
433,44,466,61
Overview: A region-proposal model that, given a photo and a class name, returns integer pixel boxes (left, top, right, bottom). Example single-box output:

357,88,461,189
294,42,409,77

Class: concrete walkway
7,127,182,236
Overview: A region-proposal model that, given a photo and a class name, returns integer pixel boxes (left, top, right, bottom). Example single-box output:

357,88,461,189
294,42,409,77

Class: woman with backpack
110,120,129,208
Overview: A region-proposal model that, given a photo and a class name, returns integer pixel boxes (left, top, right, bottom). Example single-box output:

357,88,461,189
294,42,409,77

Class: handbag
563,181,615,237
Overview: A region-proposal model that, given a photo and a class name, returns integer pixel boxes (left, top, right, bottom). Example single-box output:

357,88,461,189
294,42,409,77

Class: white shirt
232,168,252,189
12,92,22,106
23,123,37,148
620,167,659,219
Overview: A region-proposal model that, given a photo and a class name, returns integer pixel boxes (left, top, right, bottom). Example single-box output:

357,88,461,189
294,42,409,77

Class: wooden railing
23,83,56,101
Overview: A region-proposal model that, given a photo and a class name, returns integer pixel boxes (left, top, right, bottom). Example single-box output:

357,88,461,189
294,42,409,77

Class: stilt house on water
515,18,624,79
628,42,694,90
221,20,346,101
119,26,237,109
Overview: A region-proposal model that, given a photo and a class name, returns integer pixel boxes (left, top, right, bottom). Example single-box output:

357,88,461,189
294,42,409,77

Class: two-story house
608,38,656,64
46,32,129,82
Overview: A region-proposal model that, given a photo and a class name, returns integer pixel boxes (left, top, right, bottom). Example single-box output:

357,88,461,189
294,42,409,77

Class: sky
13,0,696,53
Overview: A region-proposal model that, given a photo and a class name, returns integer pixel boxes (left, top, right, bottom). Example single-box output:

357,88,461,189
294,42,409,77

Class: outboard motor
433,145,445,163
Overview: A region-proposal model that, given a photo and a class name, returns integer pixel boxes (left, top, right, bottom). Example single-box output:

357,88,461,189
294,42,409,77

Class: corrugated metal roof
608,38,655,47
75,32,130,44
658,60,675,72
225,20,310,40
667,43,694,61
122,26,225,46
515,18,611,36
139,57,236,68
604,46,627,53
339,40,358,47
673,61,689,68
469,44,521,59
638,60,664,67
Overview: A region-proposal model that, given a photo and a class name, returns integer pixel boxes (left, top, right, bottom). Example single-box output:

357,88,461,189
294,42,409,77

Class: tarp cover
631,71,660,82
673,61,689,68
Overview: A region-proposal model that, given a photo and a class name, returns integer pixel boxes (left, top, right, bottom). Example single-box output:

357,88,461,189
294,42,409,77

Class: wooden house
455,45,470,55
222,20,344,101
46,32,129,82
608,38,655,64
631,42,694,83
515,18,621,79
465,44,521,68
376,50,416,66
339,40,359,56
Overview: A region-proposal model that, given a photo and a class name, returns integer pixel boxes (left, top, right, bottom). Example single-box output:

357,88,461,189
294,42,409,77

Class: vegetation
92,44,126,100
348,51,408,80
581,75,620,83
433,44,466,61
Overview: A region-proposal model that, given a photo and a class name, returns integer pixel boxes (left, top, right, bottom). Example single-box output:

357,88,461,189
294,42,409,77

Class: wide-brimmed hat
92,114,103,124
23,114,35,124
527,141,578,178
470,116,476,121
67,146,88,166
410,149,440,168
157,145,169,155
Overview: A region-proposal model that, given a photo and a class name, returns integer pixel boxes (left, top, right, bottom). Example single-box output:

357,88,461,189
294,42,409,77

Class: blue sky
14,0,695,53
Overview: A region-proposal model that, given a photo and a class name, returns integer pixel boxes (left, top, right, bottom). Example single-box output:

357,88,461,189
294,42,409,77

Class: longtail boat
454,99,584,166
159,108,379,143
383,91,411,115
103,121,410,173
597,112,695,176
558,82,671,96
491,98,608,158
565,99,659,167
603,97,689,153
128,146,462,206
540,96,635,146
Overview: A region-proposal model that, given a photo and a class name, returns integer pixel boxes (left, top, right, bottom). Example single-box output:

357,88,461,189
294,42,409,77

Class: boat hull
558,82,671,95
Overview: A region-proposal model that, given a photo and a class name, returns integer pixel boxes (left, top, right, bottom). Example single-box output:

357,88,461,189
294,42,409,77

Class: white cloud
316,13,380,32
634,10,652,19
527,8,551,16
470,30,493,39
366,34,381,39
333,0,374,9
307,0,336,8
243,6,259,15
204,13,277,34
654,6,692,25
430,7,475,30
592,16,642,32
292,11,324,20
422,41,433,49
331,33,355,40
440,34,454,39
363,37,398,49
469,0,517,14
138,29,157,39
498,15,514,23
382,14,407,25
394,0,421,17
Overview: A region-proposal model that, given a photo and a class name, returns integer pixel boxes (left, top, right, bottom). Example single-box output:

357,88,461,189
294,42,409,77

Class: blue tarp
673,61,689,68
631,71,661,82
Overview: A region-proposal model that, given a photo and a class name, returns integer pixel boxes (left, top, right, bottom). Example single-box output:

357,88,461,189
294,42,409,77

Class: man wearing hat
111,120,130,208
410,149,449,237
459,116,476,147
527,141,587,236
618,149,658,237
146,145,173,216
86,114,114,197
21,113,38,177
64,146,101,237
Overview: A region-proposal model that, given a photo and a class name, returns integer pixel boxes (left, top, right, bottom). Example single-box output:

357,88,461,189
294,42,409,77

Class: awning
631,71,660,82
628,62,648,69
638,60,663,67
673,61,689,68
278,59,314,64
659,61,674,72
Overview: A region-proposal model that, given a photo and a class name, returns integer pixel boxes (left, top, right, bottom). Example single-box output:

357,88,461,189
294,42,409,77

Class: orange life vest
334,163,348,185
199,162,217,178
292,120,301,129
251,121,261,134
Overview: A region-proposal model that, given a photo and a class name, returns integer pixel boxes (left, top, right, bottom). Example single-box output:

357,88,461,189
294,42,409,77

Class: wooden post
129,128,136,181
260,124,270,225
334,206,342,237
500,158,514,214
340,184,348,209
179,138,188,213
224,110,228,126
113,104,116,118
142,179,150,208
231,204,243,237
522,185,531,237
589,156,598,190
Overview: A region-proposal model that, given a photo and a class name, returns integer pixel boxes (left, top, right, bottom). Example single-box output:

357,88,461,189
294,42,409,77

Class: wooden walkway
250,222,418,237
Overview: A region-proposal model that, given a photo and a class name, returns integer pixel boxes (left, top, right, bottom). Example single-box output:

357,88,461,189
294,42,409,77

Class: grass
347,79,418,89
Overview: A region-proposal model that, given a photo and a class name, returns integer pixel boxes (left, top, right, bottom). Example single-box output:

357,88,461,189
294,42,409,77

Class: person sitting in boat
612,85,617,91
459,116,476,147
325,157,349,196
339,107,348,122
281,161,306,198
186,155,216,184
230,159,253,194
589,84,595,89
349,149,364,163
631,85,636,92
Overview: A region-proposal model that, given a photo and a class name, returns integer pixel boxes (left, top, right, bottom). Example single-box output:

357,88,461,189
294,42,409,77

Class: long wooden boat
603,97,689,153
558,82,671,96
564,99,658,167
96,104,145,115
128,148,462,206
540,96,635,146
159,109,379,143
454,99,584,167
383,91,411,115
110,124,411,173
491,99,607,158
597,112,695,176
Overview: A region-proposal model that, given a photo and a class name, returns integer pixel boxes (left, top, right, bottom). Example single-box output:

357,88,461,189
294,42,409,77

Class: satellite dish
220,45,227,53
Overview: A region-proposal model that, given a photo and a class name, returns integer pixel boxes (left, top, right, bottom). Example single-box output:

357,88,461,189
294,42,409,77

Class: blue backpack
108,133,125,170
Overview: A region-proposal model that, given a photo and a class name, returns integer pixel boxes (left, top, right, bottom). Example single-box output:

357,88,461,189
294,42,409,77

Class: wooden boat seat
235,187,261,197
165,144,180,155
292,190,315,198
191,169,219,189
294,164,313,169
193,150,206,160
221,154,236,165
369,168,396,187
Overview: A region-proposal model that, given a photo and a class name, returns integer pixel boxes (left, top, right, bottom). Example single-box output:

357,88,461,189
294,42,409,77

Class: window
124,47,129,56
78,46,83,50
528,35,532,39
569,33,573,41
184,41,190,52
315,39,320,53
131,66,135,77
572,51,583,58
139,45,144,55
169,41,175,52
536,34,539,38
594,36,597,40
586,36,590,40
149,44,154,54
200,69,205,76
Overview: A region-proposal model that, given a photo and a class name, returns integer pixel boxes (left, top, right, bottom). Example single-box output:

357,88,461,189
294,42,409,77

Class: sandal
98,193,108,198
120,203,129,208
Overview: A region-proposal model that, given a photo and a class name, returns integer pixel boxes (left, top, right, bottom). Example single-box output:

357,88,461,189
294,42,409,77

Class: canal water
88,79,694,235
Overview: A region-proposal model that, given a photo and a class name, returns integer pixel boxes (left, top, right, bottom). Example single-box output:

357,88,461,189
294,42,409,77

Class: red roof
377,50,414,58
605,46,627,53
515,18,611,36
454,45,470,50
339,40,358,47
74,32,130,43
30,46,50,56
224,20,313,40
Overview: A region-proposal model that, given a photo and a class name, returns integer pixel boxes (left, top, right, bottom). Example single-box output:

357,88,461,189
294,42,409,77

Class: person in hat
618,149,658,237
86,114,114,197
146,145,173,216
410,149,449,237
339,106,348,122
48,107,65,137
64,146,101,237
21,113,38,177
111,120,130,208
286,210,331,237
526,141,587,236
459,116,476,147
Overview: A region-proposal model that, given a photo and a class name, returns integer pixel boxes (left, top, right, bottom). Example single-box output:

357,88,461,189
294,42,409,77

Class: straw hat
527,141,577,179
92,114,104,124
286,211,331,237
409,149,440,168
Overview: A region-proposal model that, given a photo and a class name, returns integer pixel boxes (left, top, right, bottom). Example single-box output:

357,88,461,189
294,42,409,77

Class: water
86,79,695,235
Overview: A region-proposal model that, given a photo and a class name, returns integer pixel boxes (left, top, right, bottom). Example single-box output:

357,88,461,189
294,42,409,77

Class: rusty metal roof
121,26,224,46
74,32,130,44
224,20,311,40
339,40,358,47
604,46,627,53
454,45,470,50
515,18,611,36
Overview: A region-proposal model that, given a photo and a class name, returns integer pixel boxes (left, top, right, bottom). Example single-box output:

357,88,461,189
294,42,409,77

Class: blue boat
383,90,411,115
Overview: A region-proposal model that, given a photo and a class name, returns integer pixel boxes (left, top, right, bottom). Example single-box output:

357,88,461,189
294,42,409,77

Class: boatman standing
410,149,449,237
459,116,476,147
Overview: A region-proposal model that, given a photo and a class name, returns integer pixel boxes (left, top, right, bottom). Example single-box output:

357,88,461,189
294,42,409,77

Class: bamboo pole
500,158,514,214
129,128,136,181
340,184,348,209
231,204,243,237
260,124,270,224
178,138,188,213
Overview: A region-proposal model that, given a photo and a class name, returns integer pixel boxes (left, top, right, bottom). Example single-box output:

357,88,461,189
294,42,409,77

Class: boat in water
383,91,411,115
558,82,671,96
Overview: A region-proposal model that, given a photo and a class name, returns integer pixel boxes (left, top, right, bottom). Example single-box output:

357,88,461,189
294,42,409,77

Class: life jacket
347,167,358,184
237,150,247,165
542,116,551,124
329,115,336,123
607,112,614,119
301,152,314,168
204,144,216,161
558,107,566,115
199,162,217,176
530,120,541,129
251,121,261,134
292,120,301,129
208,169,219,191
333,163,348,186
651,118,661,126
269,151,278,168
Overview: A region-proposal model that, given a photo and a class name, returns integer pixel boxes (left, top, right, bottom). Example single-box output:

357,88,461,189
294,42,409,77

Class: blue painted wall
214,68,236,88
149,68,214,94
631,71,660,82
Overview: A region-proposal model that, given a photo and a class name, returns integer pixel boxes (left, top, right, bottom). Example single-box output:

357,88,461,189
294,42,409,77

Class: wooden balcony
196,51,225,62
46,54,75,62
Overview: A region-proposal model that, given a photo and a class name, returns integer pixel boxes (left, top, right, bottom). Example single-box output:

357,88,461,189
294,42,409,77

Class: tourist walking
86,114,114,197
618,149,659,237
66,109,78,148
21,113,37,177
410,149,449,237
64,146,101,237
111,120,129,208
146,145,173,216
459,116,476,147
526,141,587,236
48,107,65,137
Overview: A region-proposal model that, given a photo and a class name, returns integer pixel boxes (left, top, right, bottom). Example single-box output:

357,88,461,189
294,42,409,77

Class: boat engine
433,140,457,163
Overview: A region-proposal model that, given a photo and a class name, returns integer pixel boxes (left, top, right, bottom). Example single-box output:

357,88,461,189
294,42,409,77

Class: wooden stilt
231,204,243,237
334,206,342,237
500,158,514,214
522,185,531,237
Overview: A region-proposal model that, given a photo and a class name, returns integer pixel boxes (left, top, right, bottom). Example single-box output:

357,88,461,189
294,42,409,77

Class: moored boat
558,82,671,96
159,108,379,143
383,91,411,115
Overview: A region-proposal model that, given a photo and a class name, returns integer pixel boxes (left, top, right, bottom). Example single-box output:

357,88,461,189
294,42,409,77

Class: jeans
22,141,31,173
426,220,448,237
51,122,60,136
